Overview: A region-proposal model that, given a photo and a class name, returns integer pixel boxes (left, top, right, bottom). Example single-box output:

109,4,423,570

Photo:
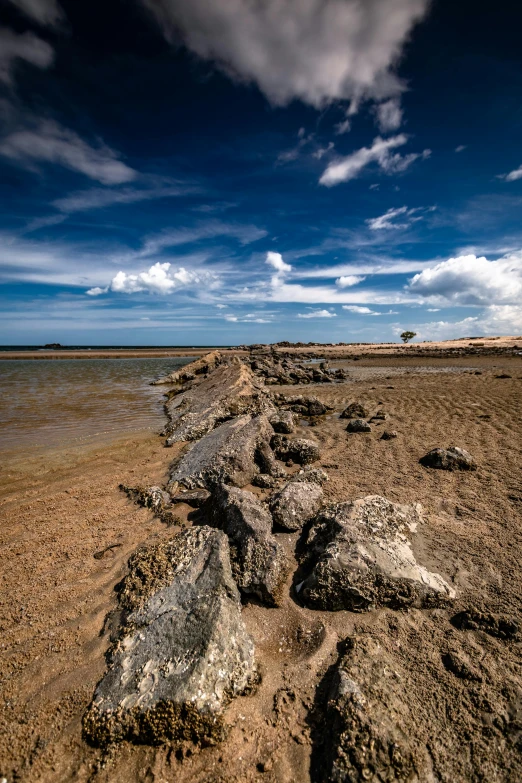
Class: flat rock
153,351,222,385
340,402,369,419
269,481,323,531
271,435,321,465
211,484,290,606
168,414,276,490
269,410,296,434
346,418,371,433
165,360,275,444
323,632,431,782
420,446,476,471
83,527,256,746
298,495,455,612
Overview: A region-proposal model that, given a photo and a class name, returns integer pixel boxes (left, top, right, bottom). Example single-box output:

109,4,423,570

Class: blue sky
1,0,522,345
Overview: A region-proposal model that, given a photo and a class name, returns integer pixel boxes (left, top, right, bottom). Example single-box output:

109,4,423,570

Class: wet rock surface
210,484,290,606
165,360,274,444
298,495,455,612
420,445,477,470
168,414,276,490
83,527,256,747
269,481,324,531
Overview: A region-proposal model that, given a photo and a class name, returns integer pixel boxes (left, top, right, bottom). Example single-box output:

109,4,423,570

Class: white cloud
142,0,429,109
0,27,54,83
319,134,430,186
336,275,366,287
299,258,436,279
216,303,228,309
99,262,219,295
335,116,351,135
86,286,108,297
407,252,522,305
6,0,63,27
394,305,522,341
498,165,522,182
266,250,292,289
0,120,136,184
297,309,337,318
342,305,373,314
365,204,434,230
375,98,403,132
51,182,197,213
455,145,466,153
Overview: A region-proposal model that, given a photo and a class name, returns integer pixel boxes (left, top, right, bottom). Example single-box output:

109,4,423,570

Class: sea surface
0,356,194,454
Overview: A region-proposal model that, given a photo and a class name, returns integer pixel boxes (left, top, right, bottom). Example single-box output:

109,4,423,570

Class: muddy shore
1,345,521,782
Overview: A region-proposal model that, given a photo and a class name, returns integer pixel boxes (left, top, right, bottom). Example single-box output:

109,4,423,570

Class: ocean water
0,357,194,453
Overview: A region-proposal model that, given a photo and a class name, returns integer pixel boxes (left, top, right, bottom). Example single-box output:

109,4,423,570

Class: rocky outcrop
152,350,222,385
83,527,256,747
211,484,290,606
168,414,277,491
269,481,324,531
248,355,348,385
274,394,333,416
298,495,455,612
165,360,275,444
420,446,476,471
322,632,431,782
271,435,321,465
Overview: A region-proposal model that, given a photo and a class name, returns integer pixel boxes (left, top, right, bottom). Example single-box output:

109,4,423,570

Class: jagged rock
271,435,320,465
290,466,329,486
120,484,180,526
298,495,455,612
83,527,256,747
277,395,332,416
211,484,290,606
165,360,275,444
269,410,296,434
340,402,369,419
323,633,430,782
252,473,279,489
170,489,211,507
168,414,276,490
420,446,476,471
346,419,371,433
152,351,222,385
269,481,323,531
381,430,398,440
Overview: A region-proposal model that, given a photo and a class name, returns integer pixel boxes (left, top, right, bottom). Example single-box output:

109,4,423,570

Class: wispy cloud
366,204,435,230
6,0,64,27
343,305,398,315
455,144,466,153
498,164,522,182
0,27,54,83
374,98,403,132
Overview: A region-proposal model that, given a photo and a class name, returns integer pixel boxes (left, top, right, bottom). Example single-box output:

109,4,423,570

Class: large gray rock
323,632,431,782
83,527,256,747
298,495,455,612
211,484,290,607
420,446,476,471
165,360,275,444
269,481,323,531
346,418,371,433
340,402,369,419
271,435,321,465
168,414,276,490
153,350,222,385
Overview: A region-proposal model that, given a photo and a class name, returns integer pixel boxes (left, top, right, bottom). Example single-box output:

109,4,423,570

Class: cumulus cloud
498,165,522,182
365,204,435,230
375,98,403,132
319,135,431,186
0,120,136,184
87,262,218,295
297,309,337,318
0,27,54,83
266,250,292,289
6,0,63,27
142,0,429,109
336,275,366,287
407,252,522,305
394,305,522,341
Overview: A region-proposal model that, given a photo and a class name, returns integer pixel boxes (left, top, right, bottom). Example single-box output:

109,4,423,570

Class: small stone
346,419,371,433
420,446,476,471
340,402,369,419
381,430,398,440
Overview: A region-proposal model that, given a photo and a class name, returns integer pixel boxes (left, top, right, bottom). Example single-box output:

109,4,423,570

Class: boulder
271,435,320,465
420,446,476,471
269,410,296,434
269,481,323,531
323,632,430,782
83,527,256,747
346,419,371,433
340,402,369,419
297,495,455,612
152,350,222,385
168,414,276,490
211,484,290,606
165,360,275,444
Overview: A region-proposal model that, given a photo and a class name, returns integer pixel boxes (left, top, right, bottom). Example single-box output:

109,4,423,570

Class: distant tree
400,331,417,343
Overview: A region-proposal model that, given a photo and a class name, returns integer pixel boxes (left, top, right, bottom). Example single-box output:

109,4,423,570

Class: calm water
0,357,194,453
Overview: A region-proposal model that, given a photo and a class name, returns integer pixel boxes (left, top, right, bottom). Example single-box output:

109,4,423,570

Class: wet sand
1,348,521,781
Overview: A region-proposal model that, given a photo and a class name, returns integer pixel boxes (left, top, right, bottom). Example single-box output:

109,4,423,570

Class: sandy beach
1,343,521,782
